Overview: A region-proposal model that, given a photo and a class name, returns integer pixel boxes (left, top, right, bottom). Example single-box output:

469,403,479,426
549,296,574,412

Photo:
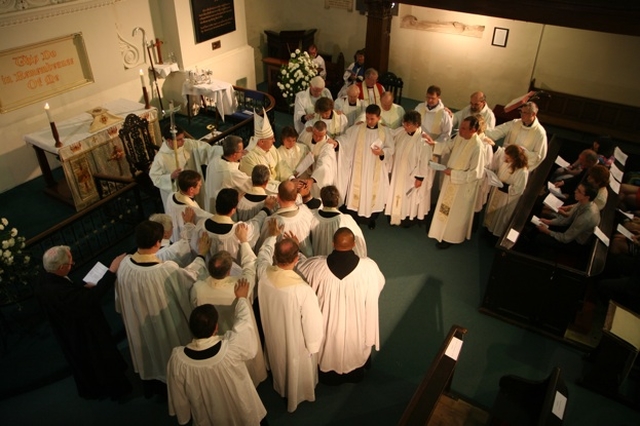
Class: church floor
0,95,639,425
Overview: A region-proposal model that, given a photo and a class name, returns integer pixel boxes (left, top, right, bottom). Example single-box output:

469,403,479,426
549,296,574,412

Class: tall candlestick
139,69,145,88
142,86,150,109
44,103,53,123
169,101,178,169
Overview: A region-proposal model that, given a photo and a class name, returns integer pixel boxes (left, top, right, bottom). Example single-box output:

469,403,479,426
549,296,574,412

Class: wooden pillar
365,0,393,74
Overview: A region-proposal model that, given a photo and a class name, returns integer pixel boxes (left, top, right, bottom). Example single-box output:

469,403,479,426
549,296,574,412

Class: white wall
0,0,254,193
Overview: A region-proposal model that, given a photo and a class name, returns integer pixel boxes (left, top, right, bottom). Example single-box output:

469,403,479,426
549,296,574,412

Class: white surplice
452,103,496,130
380,103,406,130
239,146,293,185
297,254,385,374
115,254,206,382
334,96,365,127
190,241,267,387
483,148,529,237
205,156,253,212
165,191,212,243
337,123,394,217
257,236,324,413
235,187,269,222
309,208,367,257
167,298,267,426
385,126,434,225
428,133,485,244
293,88,333,133
298,133,339,198
192,212,266,263
484,117,547,170
256,205,314,257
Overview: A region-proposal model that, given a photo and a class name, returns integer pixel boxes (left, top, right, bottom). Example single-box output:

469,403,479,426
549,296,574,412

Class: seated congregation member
36,247,131,400
307,97,348,138
298,120,339,199
356,68,385,107
428,116,486,249
236,165,276,222
337,104,394,230
190,223,267,387
150,124,218,211
311,185,367,257
277,125,310,178
298,228,385,385
334,84,364,127
205,135,252,212
484,101,547,170
165,170,211,243
167,281,268,426
194,188,275,262
240,111,293,187
150,212,195,267
116,221,211,386
452,91,496,130
257,219,324,413
553,135,615,182
556,164,610,216
293,76,333,134
379,91,405,130
257,180,314,257
385,110,434,227
554,149,598,201
483,144,529,237
535,182,601,253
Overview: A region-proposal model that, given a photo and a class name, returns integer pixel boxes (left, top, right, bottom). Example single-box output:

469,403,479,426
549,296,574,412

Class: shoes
368,218,376,230
435,241,452,249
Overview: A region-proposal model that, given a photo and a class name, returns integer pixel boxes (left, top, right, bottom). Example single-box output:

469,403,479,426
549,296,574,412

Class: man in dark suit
35,246,131,400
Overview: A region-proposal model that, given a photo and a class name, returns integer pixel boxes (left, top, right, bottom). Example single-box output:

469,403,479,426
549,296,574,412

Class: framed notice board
191,0,236,44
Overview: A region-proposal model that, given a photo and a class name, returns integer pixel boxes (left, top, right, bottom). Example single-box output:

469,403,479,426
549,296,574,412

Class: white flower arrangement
276,49,318,105
0,218,33,305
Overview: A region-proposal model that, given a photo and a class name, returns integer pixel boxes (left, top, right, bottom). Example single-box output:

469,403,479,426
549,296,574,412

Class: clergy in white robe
277,126,310,178
484,145,529,237
336,104,394,219
190,225,267,387
379,92,405,130
385,111,434,225
164,170,212,243
452,91,496,130
304,97,349,138
474,131,496,213
297,227,385,382
205,135,253,212
428,116,486,247
256,180,315,257
193,188,273,263
308,44,326,79
334,85,365,127
167,284,267,426
414,86,453,146
149,124,219,211
235,165,273,222
310,185,367,257
115,220,210,382
257,221,324,412
298,121,339,198
355,68,385,107
484,101,548,170
293,76,333,133
150,212,196,268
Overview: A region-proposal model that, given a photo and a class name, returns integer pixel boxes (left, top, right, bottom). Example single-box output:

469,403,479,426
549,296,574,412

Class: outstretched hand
235,278,249,299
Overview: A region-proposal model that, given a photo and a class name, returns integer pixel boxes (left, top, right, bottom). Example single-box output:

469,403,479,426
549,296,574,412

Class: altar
24,99,160,211
181,78,236,122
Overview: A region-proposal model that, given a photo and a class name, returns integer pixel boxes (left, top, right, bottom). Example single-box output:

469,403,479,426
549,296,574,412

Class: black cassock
35,270,131,399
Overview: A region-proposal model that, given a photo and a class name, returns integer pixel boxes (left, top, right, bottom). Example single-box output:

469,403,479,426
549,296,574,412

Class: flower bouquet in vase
277,49,318,109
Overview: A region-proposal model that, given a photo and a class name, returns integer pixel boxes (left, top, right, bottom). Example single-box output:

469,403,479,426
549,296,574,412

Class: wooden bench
480,136,619,344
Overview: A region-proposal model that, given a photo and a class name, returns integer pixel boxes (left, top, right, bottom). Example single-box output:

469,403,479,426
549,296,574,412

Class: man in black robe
35,246,131,400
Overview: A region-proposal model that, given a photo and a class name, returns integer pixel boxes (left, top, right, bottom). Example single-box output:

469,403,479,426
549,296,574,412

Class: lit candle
139,69,145,88
44,103,53,122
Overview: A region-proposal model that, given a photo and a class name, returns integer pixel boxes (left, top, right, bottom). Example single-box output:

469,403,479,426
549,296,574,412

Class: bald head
470,91,486,113
278,180,298,205
333,227,356,251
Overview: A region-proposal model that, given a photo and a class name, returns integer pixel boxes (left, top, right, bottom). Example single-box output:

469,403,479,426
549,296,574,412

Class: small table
24,99,159,211
181,78,237,123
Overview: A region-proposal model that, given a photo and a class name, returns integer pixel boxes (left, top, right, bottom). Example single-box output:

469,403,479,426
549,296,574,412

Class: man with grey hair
205,135,253,212
452,91,496,130
485,101,548,170
293,75,333,133
36,246,131,399
355,68,385,107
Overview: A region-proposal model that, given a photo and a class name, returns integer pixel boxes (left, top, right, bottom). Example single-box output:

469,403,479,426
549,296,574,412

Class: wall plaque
0,33,94,113
190,0,236,44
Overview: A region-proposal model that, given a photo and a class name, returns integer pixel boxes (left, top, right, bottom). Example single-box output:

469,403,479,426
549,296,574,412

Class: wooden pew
481,135,619,343
487,366,568,426
398,325,489,426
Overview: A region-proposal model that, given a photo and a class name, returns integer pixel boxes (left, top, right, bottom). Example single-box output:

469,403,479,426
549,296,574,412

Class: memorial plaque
191,0,236,44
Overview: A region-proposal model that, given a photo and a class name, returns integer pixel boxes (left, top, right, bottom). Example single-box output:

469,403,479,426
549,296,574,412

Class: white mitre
247,108,274,150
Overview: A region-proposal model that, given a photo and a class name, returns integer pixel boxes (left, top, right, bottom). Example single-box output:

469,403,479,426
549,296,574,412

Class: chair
488,366,568,426
379,71,404,105
94,113,160,204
